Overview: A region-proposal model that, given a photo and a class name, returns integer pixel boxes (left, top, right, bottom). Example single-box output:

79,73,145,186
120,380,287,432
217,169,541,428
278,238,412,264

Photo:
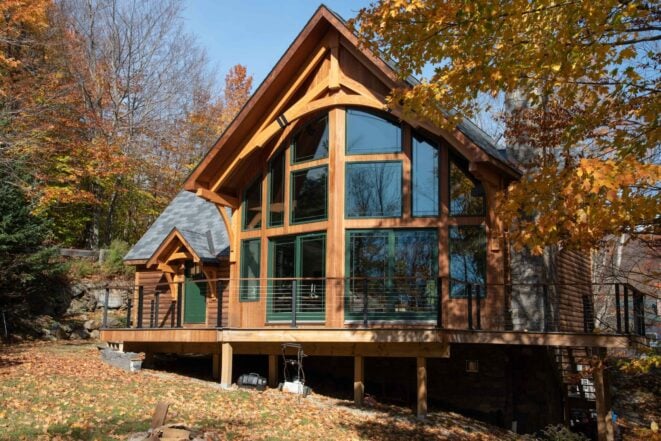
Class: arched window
346,108,402,154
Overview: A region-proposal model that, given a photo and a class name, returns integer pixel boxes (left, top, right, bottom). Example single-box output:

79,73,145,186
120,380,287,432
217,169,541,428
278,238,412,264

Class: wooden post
220,343,233,388
417,356,427,419
268,354,278,388
176,282,183,328
354,355,364,407
137,286,144,329
212,353,220,381
593,353,614,441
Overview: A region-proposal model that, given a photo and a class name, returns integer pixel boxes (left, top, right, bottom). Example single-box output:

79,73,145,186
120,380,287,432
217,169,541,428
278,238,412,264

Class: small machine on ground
278,343,311,397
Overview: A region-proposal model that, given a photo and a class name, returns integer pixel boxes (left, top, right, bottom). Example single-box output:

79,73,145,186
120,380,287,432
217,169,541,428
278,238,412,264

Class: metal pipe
217,281,223,328
291,279,297,328
136,286,144,329
467,284,473,331
615,284,622,333
102,287,109,329
624,284,630,334
436,277,443,329
177,282,183,328
475,285,481,330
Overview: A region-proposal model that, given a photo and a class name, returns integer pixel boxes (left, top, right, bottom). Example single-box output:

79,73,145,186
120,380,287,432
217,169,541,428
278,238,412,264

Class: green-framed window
412,133,439,217
240,239,261,302
268,150,285,227
449,225,486,298
268,233,326,322
242,177,262,230
345,161,402,218
345,229,438,321
449,155,486,216
290,165,328,224
292,115,329,164
346,108,402,154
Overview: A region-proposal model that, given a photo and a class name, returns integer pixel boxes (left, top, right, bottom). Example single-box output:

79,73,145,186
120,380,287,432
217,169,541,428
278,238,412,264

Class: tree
355,0,660,252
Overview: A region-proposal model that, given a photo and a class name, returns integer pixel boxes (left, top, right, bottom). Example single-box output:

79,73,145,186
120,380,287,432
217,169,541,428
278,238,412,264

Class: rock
92,287,127,309
90,329,100,339
84,319,100,331
66,298,90,315
71,328,91,340
105,316,121,328
10,334,24,343
126,432,149,441
70,283,87,298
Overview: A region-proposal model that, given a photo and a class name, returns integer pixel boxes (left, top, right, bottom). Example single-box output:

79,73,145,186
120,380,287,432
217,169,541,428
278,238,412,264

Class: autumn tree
355,0,660,253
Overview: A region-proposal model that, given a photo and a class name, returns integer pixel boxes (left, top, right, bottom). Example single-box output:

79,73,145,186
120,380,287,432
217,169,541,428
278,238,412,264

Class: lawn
0,341,520,440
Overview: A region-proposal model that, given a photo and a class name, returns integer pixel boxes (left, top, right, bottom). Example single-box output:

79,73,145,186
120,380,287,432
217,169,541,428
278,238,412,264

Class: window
292,115,329,163
412,133,439,216
268,151,285,227
269,233,325,321
345,162,402,218
240,239,261,302
346,109,401,154
449,225,486,298
242,177,262,230
290,166,328,224
450,156,485,216
346,229,438,321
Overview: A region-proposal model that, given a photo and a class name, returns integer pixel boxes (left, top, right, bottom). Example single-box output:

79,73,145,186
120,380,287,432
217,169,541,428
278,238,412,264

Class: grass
0,341,521,440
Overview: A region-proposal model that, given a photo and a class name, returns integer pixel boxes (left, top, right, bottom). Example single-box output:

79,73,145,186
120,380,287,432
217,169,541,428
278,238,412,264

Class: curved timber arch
211,91,387,191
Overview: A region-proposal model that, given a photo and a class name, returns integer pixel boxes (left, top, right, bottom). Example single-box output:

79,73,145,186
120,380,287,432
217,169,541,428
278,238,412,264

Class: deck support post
593,350,614,441
212,352,220,381
268,354,278,388
417,356,427,419
220,343,233,388
354,355,364,407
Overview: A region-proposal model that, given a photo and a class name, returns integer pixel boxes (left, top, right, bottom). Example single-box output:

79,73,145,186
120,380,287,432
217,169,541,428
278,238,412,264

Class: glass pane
347,231,388,317
299,236,325,315
292,115,329,163
271,238,295,313
449,226,486,298
346,109,401,154
392,231,437,314
291,166,327,223
268,151,285,227
243,177,262,230
412,134,439,216
346,162,402,217
450,157,485,216
240,239,260,301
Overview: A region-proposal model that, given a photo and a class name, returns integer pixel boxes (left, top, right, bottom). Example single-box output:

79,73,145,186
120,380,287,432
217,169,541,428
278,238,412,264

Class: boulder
70,283,88,298
90,330,100,339
92,287,126,309
71,328,91,339
84,319,100,331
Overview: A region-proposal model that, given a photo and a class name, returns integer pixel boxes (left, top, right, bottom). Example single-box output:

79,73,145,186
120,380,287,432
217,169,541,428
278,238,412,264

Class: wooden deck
100,327,637,350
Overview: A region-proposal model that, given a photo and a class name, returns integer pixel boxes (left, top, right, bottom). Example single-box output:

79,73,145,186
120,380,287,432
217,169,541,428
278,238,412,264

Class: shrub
102,240,134,277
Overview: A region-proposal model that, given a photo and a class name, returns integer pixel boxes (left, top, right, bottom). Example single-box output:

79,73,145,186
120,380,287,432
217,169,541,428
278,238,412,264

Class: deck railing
101,277,653,339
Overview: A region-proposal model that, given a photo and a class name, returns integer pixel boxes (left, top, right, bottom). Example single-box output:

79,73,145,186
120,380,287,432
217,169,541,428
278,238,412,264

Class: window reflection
268,151,285,227
346,109,401,154
243,177,262,230
412,134,439,216
449,226,486,298
450,156,485,216
240,239,260,301
292,115,329,163
346,162,402,217
291,166,328,223
347,230,437,320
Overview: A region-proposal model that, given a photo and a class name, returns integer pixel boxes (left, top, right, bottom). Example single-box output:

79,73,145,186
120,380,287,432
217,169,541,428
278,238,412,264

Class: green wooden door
184,273,207,324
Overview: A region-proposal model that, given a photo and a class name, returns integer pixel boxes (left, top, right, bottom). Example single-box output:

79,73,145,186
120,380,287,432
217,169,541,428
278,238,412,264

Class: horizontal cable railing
100,278,653,340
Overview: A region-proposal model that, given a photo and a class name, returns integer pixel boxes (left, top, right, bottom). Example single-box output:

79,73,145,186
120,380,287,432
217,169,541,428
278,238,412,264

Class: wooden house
101,6,646,437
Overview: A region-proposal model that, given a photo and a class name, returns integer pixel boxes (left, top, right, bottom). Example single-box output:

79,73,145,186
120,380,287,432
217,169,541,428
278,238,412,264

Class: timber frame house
102,6,650,438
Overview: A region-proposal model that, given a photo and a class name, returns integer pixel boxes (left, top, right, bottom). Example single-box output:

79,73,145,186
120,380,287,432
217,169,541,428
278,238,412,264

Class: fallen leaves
0,342,521,440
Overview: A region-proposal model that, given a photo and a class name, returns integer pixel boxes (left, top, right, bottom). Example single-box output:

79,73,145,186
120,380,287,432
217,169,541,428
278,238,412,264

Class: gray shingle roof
124,190,229,262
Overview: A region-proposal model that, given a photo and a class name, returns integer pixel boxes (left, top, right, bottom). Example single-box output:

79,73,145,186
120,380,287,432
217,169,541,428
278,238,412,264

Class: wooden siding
556,249,593,332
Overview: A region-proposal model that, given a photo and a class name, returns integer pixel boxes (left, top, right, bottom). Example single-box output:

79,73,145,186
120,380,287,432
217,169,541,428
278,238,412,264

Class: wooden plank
354,355,364,407
150,402,170,429
417,356,427,419
196,188,239,208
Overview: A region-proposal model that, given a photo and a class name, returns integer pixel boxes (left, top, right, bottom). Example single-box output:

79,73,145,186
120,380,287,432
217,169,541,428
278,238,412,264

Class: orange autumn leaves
355,0,660,253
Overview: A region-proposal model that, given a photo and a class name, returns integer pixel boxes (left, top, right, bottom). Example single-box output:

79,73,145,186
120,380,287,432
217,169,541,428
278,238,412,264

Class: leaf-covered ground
0,341,522,441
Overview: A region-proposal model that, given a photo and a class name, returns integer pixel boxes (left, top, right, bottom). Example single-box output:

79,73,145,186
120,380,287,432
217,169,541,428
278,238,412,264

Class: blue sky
182,1,369,87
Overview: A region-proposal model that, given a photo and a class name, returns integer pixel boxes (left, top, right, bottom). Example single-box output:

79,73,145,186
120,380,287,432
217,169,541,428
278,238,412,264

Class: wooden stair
553,346,596,401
